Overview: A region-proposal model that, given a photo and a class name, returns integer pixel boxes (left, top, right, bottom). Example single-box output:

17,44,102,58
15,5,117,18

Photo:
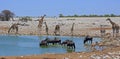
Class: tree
0,13,5,21
59,14,64,17
74,14,79,17
110,14,116,17
19,16,32,22
104,14,110,17
1,10,15,21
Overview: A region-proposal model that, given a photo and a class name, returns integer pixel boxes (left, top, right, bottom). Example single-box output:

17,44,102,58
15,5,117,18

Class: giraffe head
106,18,111,21
43,14,46,17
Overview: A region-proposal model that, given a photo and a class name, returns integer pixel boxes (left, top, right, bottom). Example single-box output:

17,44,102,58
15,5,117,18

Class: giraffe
71,23,75,36
106,18,119,37
8,23,20,34
44,22,49,35
38,15,46,29
54,25,60,36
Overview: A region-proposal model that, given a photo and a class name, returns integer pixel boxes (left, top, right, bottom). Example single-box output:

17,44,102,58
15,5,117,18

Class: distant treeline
59,14,120,17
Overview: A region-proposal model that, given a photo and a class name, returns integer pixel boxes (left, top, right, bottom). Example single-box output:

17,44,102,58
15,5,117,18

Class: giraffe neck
41,16,44,21
45,23,48,28
39,16,45,25
108,20,115,25
38,16,45,28
41,16,45,20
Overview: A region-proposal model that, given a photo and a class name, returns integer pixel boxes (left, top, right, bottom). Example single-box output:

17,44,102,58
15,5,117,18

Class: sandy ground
0,17,120,59
1,17,119,36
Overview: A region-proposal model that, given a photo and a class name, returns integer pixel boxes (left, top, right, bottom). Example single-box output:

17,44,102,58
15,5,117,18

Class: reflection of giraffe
106,18,119,37
71,23,75,36
54,25,60,35
44,22,49,35
8,23,20,34
38,15,46,29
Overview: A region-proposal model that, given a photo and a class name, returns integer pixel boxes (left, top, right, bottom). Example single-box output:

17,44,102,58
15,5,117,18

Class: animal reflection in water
83,35,94,51
40,37,61,46
84,35,105,51
61,40,76,49
84,44,93,52
84,35,93,44
84,42,105,52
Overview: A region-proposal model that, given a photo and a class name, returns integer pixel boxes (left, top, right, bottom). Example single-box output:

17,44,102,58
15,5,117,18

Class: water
0,35,101,56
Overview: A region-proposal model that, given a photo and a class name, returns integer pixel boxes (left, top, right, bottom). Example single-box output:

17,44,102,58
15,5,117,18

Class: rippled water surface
0,35,101,56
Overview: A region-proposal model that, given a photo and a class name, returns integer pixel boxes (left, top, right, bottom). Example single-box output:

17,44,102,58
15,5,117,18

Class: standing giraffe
54,25,60,36
38,15,46,29
106,18,119,37
71,23,75,36
44,22,49,35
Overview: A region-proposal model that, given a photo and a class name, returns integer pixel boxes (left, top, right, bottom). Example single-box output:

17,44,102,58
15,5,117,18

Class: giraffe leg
59,30,60,35
54,30,56,35
71,31,73,36
113,29,115,37
46,29,48,35
116,29,119,37
16,27,18,34
8,27,12,33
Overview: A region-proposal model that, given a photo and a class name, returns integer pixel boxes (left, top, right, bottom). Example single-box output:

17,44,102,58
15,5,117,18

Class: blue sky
0,0,120,16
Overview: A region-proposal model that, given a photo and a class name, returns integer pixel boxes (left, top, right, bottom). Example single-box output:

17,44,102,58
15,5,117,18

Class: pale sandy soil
0,17,120,59
1,17,119,36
